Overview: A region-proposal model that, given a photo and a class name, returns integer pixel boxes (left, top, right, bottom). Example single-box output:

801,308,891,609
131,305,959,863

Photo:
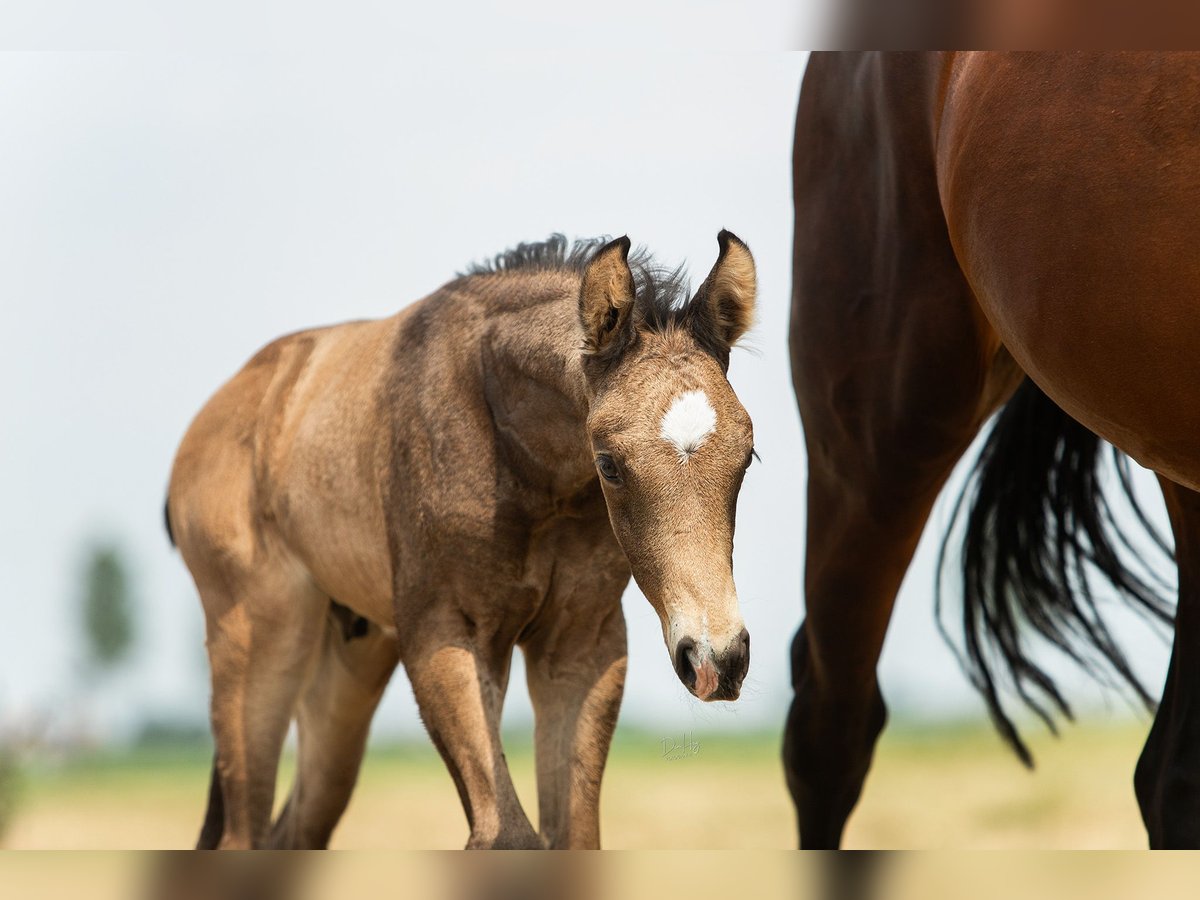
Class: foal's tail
938,378,1175,766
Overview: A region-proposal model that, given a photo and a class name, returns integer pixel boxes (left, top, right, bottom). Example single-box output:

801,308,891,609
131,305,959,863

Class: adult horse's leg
268,611,400,849
402,607,541,849
1136,478,1200,848
199,571,327,849
522,526,629,849
781,399,998,847
786,53,1019,847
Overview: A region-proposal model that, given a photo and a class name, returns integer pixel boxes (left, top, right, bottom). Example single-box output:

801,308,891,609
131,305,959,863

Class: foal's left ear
688,230,756,364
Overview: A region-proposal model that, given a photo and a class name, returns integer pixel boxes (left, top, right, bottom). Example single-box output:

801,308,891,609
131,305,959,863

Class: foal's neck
475,274,597,502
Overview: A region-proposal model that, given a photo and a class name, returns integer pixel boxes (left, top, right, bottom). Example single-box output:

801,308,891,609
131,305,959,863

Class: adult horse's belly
939,51,1200,488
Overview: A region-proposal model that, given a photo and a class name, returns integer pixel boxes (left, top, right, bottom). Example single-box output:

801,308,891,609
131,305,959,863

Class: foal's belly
292,525,396,630
262,320,400,628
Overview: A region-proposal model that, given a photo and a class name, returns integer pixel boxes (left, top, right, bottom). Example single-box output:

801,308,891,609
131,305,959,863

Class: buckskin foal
167,232,757,849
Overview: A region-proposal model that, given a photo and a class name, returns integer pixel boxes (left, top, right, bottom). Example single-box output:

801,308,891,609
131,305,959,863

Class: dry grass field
0,718,1160,850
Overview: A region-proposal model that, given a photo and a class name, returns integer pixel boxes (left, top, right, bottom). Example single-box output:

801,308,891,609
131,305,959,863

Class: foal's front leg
523,588,627,849
403,615,541,849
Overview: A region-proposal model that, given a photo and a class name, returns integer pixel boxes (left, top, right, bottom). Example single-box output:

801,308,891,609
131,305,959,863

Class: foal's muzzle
674,629,750,701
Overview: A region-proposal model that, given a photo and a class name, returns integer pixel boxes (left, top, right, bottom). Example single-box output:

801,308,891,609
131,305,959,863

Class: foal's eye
746,448,760,470
596,455,621,483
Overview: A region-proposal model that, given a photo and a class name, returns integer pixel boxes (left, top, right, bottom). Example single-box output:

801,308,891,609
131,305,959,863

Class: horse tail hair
937,377,1174,766
196,753,224,849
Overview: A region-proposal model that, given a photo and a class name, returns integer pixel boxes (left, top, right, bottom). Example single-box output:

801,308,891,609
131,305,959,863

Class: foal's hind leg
269,611,399,849
1135,478,1200,848
199,569,327,849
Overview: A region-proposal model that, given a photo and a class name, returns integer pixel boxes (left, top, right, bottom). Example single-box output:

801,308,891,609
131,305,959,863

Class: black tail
937,378,1175,766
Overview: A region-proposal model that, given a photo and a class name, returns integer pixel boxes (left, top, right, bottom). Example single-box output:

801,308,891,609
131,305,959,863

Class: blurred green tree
81,545,135,672
0,749,17,842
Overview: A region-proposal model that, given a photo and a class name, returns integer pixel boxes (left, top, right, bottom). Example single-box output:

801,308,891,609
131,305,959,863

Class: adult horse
167,232,758,849
787,51,1200,848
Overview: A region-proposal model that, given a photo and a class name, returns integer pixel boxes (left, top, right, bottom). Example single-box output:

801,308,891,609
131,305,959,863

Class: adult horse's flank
789,51,1200,848
167,233,757,849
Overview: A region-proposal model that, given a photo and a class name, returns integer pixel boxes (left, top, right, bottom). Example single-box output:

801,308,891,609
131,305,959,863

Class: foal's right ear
579,236,636,364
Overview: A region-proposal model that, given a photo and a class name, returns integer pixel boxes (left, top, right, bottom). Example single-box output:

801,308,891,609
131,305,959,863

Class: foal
167,232,758,849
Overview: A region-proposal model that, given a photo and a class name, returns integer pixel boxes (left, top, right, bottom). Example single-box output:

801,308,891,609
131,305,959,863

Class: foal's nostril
674,637,698,690
709,629,751,701
737,628,751,680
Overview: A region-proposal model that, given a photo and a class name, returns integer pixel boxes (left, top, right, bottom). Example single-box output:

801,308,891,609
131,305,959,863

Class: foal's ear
579,235,637,363
688,230,756,364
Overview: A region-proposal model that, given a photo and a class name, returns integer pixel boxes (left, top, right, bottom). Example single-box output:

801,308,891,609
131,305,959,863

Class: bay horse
787,51,1200,848
167,232,757,849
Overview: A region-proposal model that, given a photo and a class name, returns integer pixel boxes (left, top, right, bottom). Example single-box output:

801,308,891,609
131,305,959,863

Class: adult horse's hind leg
786,53,1021,847
1136,478,1200,848
198,569,327,849
782,419,986,847
268,610,400,849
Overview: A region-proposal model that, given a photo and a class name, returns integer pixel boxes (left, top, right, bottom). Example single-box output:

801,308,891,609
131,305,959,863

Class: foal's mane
462,234,694,335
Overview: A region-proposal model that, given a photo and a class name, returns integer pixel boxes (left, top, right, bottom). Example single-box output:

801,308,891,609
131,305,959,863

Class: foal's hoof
465,829,546,850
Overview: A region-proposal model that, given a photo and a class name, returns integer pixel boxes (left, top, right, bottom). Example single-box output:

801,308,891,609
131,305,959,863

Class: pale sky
0,41,1175,748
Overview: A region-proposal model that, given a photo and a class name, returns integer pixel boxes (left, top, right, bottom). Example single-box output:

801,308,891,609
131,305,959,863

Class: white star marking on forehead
660,390,717,462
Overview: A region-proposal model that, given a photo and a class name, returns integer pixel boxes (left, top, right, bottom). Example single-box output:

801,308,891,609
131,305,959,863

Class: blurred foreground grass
2,718,1154,849
7,850,1200,900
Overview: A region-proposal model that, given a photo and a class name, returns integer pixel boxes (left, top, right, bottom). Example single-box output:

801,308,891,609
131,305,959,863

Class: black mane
462,234,693,334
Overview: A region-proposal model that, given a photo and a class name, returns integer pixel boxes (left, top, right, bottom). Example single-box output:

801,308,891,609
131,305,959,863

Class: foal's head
578,232,756,701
